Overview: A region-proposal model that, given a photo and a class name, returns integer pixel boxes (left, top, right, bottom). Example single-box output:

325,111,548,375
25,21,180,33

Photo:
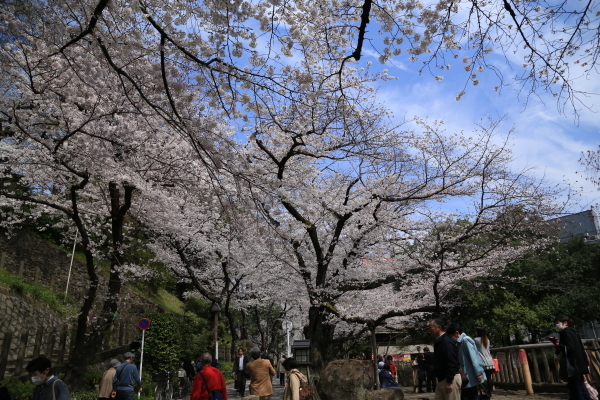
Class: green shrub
1,378,34,400
135,313,210,374
219,362,234,383
81,371,103,391
70,390,98,400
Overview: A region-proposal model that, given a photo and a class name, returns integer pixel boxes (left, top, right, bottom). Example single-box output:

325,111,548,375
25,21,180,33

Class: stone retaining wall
0,229,162,317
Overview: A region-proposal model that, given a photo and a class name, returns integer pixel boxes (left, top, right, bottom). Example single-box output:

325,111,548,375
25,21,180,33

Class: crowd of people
418,317,593,400
10,314,594,400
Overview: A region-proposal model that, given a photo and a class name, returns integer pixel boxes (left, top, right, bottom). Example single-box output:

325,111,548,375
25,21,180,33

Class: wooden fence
490,339,600,389
0,318,139,381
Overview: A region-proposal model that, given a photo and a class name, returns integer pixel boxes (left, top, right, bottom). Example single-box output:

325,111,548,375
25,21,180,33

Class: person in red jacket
386,355,397,379
190,353,227,400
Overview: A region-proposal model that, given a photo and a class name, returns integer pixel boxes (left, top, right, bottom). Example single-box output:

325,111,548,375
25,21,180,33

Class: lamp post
282,321,293,357
211,302,221,361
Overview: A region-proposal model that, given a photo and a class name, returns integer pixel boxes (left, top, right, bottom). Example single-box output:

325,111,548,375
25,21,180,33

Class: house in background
555,208,600,244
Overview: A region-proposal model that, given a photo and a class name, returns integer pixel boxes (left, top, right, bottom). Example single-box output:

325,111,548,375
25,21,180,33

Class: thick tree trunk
63,182,133,388
62,246,99,388
304,306,336,375
224,299,239,361
240,310,249,340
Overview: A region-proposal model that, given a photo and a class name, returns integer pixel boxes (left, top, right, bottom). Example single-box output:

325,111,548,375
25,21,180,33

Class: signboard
138,318,151,330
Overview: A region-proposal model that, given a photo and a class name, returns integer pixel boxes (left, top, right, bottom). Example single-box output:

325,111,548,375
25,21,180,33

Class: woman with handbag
447,324,486,400
555,316,593,400
282,358,313,400
475,327,495,397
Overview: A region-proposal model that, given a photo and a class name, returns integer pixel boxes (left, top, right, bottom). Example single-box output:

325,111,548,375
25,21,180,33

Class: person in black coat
423,347,437,393
555,316,592,400
429,318,461,400
231,348,250,397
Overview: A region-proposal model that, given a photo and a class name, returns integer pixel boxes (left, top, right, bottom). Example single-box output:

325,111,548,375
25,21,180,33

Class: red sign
138,318,151,330
518,349,528,364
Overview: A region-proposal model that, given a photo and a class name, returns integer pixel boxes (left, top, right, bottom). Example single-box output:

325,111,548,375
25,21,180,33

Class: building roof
555,209,600,244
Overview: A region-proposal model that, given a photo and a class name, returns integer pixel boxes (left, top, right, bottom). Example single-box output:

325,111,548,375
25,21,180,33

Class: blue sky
357,45,600,211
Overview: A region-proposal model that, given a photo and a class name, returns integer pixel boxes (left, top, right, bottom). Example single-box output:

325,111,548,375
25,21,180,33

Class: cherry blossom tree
238,68,563,372
0,19,196,384
0,0,580,385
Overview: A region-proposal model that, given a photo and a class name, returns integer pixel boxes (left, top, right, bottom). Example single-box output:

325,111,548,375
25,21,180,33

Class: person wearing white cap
99,359,120,400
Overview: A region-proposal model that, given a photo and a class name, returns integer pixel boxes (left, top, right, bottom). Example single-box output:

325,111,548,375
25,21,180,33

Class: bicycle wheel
165,381,173,400
154,384,163,400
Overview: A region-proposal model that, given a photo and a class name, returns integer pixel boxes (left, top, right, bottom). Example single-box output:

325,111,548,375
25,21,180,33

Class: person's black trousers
461,385,479,400
483,369,494,397
115,390,133,400
568,375,592,400
235,372,247,397
279,372,285,386
426,372,437,392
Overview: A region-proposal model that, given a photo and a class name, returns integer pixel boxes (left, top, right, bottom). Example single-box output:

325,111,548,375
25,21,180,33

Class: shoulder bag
293,372,314,400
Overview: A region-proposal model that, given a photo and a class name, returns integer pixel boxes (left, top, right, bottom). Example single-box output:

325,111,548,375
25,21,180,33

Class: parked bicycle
176,369,190,399
153,370,173,400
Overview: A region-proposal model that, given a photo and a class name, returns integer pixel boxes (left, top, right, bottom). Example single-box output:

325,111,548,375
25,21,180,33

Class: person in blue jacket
111,352,142,400
26,357,71,400
446,324,486,400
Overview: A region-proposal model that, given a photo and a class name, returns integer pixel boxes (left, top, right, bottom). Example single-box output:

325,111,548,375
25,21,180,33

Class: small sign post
137,319,150,399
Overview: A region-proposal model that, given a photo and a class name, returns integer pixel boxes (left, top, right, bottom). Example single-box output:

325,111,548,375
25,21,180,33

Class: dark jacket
32,376,71,400
379,370,397,388
232,356,249,373
423,352,435,372
433,333,460,384
558,327,589,376
112,362,141,391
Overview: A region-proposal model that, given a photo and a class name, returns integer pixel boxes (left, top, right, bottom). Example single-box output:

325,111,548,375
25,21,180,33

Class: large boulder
366,387,405,400
320,360,375,400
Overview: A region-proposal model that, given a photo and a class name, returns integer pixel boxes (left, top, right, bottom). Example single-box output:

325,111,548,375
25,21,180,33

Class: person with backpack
111,352,142,400
26,356,71,400
190,353,227,400
282,357,313,400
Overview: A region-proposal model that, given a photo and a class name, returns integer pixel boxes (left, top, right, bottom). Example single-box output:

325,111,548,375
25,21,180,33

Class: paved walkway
226,377,286,399
226,385,568,400
403,388,568,400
